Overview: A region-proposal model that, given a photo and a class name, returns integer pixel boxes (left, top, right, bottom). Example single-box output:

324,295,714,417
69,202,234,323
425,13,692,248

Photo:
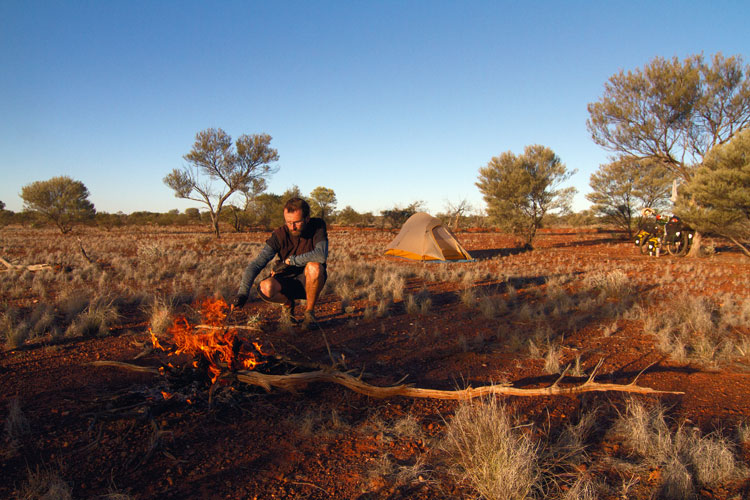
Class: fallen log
92,359,683,400
0,256,52,272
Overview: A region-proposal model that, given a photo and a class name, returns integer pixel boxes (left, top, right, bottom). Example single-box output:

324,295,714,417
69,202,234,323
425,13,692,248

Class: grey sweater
237,219,328,297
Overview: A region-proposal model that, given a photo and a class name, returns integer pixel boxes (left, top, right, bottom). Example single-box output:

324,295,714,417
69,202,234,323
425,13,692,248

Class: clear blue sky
1,1,748,216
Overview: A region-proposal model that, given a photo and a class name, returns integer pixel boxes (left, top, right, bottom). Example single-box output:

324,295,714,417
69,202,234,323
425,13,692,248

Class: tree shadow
549,236,630,248
469,246,532,260
422,356,698,397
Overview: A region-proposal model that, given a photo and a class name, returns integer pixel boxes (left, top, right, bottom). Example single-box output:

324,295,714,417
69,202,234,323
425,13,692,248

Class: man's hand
233,294,247,308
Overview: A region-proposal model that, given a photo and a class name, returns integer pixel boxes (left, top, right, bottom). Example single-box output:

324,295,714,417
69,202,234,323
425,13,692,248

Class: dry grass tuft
4,398,30,458
610,398,747,497
146,297,174,336
439,398,539,500
15,465,73,500
64,301,119,338
643,293,747,368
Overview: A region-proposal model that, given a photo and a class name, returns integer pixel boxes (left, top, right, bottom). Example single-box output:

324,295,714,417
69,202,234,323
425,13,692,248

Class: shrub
440,398,539,500
15,465,73,500
2,309,30,349
4,398,30,453
643,293,742,367
611,398,747,496
64,301,118,338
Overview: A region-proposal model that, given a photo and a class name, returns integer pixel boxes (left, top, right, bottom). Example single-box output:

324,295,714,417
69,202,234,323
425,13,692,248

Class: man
233,197,328,327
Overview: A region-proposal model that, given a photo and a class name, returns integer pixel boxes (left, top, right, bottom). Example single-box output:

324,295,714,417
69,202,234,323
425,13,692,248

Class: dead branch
235,366,682,400
77,237,95,264
91,360,160,375
92,360,682,400
193,324,262,331
0,256,52,272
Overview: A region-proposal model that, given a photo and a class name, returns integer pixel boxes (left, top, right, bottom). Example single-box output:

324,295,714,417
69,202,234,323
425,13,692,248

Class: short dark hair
283,197,310,218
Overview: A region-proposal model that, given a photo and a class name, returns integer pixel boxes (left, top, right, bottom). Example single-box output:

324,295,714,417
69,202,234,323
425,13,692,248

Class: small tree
245,186,304,230
336,205,361,226
586,157,674,236
677,129,750,256
20,176,96,233
309,186,337,220
380,201,424,229
444,198,473,231
227,178,267,232
184,207,201,222
164,128,279,237
587,53,750,255
476,145,576,248
249,193,283,229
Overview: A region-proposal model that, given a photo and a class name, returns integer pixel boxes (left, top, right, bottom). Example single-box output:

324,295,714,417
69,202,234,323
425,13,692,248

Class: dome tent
384,212,473,262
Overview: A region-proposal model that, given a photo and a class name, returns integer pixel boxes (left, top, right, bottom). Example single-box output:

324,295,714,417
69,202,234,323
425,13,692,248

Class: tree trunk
211,215,221,238
728,235,750,258
687,230,702,257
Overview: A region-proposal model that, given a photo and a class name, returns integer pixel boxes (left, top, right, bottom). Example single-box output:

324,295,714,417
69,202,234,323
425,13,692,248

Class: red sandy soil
2,227,749,499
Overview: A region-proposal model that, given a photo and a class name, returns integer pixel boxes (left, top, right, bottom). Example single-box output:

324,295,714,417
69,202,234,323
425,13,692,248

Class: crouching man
233,197,328,327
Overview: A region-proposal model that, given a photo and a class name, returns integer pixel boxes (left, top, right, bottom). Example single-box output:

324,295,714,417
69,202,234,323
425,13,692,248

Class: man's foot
280,302,299,325
301,310,317,329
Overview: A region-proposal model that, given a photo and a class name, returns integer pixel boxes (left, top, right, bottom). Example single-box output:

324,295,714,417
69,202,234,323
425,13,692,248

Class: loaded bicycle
634,208,694,257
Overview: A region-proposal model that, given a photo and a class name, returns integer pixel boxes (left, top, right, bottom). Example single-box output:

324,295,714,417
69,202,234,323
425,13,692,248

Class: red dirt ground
2,227,749,499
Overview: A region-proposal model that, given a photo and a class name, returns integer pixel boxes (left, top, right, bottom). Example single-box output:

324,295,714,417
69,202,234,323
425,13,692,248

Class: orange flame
149,298,267,383
149,328,164,350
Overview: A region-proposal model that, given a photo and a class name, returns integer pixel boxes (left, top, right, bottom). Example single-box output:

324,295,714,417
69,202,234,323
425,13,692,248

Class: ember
150,298,269,383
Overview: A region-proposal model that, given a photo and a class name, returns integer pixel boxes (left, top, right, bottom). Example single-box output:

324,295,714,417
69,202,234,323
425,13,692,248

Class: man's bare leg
258,277,296,316
303,262,324,314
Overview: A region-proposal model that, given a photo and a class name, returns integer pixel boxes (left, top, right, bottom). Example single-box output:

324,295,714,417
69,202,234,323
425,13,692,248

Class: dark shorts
271,266,327,301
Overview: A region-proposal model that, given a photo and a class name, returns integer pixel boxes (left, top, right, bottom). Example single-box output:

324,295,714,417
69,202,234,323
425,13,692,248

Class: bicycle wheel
666,231,688,256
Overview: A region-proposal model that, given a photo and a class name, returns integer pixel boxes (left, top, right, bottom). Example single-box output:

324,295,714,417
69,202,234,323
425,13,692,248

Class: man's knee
259,278,280,297
305,262,323,280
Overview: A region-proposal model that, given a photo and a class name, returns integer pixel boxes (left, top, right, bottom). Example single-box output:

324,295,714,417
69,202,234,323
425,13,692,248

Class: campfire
149,298,271,385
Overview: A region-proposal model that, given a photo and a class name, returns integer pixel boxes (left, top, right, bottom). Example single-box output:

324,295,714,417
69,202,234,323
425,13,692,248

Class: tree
335,206,375,227
587,53,750,254
20,176,96,233
184,207,201,222
443,198,473,231
336,205,361,226
677,129,750,256
244,186,304,229
227,178,267,232
163,128,279,237
309,186,337,220
476,145,576,248
586,157,674,236
0,200,4,210
380,201,424,229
